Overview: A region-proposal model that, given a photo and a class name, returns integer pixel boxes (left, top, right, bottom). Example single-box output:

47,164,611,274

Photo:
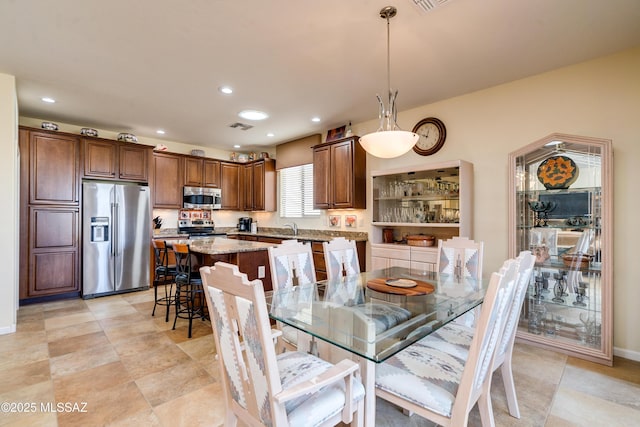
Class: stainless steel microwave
183,186,222,210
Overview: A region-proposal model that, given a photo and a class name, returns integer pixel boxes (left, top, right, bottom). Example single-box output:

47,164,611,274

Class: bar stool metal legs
152,240,176,322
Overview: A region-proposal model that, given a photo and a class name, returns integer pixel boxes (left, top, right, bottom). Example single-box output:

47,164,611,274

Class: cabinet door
153,153,183,208
184,157,204,186
83,138,117,179
220,162,241,210
252,162,265,210
29,131,80,205
203,159,221,188
243,163,254,210
313,145,331,209
331,140,354,208
119,143,150,182
27,207,79,297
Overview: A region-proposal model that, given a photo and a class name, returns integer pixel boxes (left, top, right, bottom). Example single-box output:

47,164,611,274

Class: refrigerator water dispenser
90,217,109,242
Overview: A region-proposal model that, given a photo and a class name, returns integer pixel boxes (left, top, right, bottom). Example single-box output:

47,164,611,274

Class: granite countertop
228,227,368,242
167,236,275,255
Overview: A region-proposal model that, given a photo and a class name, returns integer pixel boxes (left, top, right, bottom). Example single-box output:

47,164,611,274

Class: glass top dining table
265,266,488,363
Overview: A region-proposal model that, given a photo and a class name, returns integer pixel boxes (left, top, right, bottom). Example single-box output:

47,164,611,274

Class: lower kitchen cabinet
22,207,80,300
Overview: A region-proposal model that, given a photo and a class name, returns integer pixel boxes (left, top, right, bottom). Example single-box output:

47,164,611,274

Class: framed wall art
329,215,341,227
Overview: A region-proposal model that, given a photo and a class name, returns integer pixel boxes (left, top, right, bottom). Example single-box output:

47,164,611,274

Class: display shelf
509,133,612,365
370,160,473,244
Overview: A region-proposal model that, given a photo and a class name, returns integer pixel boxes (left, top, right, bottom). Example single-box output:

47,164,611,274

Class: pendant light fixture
359,6,418,158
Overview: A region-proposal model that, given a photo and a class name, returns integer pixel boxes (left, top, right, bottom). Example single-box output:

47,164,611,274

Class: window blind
279,164,320,218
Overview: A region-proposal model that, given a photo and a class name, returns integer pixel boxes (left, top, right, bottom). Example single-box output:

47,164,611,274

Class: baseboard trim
0,324,16,335
614,346,640,362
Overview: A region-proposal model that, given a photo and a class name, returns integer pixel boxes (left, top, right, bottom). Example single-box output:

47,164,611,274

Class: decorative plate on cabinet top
537,155,579,189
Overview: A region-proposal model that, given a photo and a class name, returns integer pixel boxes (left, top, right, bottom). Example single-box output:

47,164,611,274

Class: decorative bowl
407,235,436,247
41,121,58,131
80,128,98,137
117,133,138,143
562,253,593,268
191,149,205,157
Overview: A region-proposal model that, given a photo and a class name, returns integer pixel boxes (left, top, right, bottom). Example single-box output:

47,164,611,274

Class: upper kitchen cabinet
82,137,151,182
152,152,183,208
243,158,276,211
220,161,242,210
509,133,612,365
22,127,80,205
184,156,221,188
313,136,366,209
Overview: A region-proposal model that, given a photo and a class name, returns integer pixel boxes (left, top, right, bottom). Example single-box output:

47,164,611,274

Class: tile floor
1,289,639,426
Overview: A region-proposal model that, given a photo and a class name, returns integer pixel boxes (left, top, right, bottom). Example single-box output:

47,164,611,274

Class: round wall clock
412,117,446,156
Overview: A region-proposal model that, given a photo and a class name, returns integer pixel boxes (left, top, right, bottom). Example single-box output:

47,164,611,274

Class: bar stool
172,243,207,338
151,240,176,322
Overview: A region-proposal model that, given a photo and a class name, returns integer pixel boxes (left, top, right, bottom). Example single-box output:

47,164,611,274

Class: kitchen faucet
284,223,298,236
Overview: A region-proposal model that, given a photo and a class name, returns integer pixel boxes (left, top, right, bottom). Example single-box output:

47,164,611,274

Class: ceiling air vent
229,122,253,131
408,0,451,13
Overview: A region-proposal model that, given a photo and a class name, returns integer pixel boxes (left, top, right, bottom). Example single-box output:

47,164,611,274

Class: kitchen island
159,236,276,291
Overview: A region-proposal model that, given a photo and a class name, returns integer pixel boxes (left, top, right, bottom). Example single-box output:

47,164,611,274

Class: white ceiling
2,0,640,152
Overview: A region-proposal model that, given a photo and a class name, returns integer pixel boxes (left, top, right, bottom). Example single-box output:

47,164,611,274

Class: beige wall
353,47,640,359
0,73,18,334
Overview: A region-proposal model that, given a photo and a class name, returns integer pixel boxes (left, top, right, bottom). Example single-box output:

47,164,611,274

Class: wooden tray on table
366,278,435,296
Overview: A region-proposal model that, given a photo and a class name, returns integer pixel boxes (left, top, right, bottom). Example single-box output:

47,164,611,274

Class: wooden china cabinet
509,133,613,365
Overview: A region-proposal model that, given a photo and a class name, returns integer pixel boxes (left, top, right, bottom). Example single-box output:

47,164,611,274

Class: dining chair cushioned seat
350,303,412,334
375,333,468,418
278,351,366,426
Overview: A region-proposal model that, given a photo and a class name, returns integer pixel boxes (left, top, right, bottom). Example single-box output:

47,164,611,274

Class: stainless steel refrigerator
82,182,151,298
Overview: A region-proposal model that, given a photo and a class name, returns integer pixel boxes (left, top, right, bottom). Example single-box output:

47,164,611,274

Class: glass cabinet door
509,133,613,365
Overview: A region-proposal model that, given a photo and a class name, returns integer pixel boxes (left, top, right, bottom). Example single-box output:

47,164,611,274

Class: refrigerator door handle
111,202,117,256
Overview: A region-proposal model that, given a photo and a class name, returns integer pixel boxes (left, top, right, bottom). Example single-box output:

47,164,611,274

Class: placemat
366,278,435,296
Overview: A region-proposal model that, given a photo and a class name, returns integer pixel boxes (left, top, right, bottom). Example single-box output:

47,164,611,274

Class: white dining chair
200,262,365,427
267,239,317,353
413,250,535,419
375,257,520,427
323,237,361,280
437,236,484,327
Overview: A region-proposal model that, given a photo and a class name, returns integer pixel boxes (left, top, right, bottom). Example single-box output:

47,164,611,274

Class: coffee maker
238,217,252,232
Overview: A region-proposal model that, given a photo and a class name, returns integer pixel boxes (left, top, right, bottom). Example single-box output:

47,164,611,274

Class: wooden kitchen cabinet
152,152,183,208
27,129,80,205
243,159,276,211
184,156,204,187
83,138,150,182
184,157,221,188
25,207,80,298
220,161,242,210
203,159,221,187
19,126,82,302
313,136,366,209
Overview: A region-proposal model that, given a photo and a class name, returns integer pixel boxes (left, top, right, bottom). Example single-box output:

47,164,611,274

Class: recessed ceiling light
266,132,275,137
156,129,165,135
239,110,268,121
311,117,321,122
41,97,55,103
219,86,233,95
233,144,241,149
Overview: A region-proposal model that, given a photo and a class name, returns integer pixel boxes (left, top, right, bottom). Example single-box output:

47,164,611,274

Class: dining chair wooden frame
323,237,361,280
200,261,365,427
267,239,317,353
374,258,520,427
